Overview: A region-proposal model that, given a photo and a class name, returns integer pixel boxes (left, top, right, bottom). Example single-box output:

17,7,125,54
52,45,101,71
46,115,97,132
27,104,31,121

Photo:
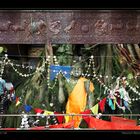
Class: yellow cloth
90,104,98,115
43,110,54,115
16,100,21,106
114,97,117,110
65,77,94,128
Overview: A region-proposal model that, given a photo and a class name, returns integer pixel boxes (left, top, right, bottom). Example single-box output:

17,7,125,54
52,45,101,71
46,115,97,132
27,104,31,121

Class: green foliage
0,46,7,53
0,47,4,53
3,44,140,128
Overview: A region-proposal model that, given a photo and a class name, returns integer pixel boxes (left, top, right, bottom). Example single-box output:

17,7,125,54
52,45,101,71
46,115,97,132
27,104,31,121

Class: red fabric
80,109,91,116
111,124,140,130
82,116,91,126
49,124,64,128
111,117,140,130
34,108,44,114
0,128,17,130
49,120,75,128
83,116,140,130
54,112,64,124
30,126,46,130
80,109,91,125
99,98,106,112
63,120,75,128
128,126,140,130
111,116,137,126
88,117,113,130
16,97,19,103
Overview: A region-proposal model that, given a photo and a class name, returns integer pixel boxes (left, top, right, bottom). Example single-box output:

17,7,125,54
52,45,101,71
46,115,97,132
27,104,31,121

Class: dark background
0,130,139,139
0,0,140,139
0,0,139,9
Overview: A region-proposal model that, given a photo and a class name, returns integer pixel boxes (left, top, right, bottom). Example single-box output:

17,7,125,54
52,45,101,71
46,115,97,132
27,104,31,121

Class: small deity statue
58,61,95,128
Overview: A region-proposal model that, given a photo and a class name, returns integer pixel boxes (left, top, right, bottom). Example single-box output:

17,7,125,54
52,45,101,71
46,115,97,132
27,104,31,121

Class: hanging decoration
83,55,140,103
46,56,58,89
0,40,140,131
2,53,138,114
0,53,139,95
0,52,140,129
90,104,99,115
20,114,30,128
1,54,46,78
24,105,32,113
15,97,21,107
34,108,44,114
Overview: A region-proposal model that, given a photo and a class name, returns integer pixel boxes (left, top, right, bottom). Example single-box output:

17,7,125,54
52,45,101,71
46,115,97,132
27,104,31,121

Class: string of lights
0,54,139,102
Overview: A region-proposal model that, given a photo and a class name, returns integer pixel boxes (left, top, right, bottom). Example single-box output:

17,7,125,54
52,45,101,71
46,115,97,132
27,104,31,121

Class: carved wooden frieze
0,10,140,44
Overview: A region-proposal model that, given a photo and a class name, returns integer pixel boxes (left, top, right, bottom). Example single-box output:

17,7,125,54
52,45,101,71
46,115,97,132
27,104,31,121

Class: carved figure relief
94,20,108,35
48,20,61,34
126,21,137,31
0,12,139,44
0,21,12,32
10,20,28,33
108,20,123,32
64,20,75,33
81,24,89,33
25,19,47,38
